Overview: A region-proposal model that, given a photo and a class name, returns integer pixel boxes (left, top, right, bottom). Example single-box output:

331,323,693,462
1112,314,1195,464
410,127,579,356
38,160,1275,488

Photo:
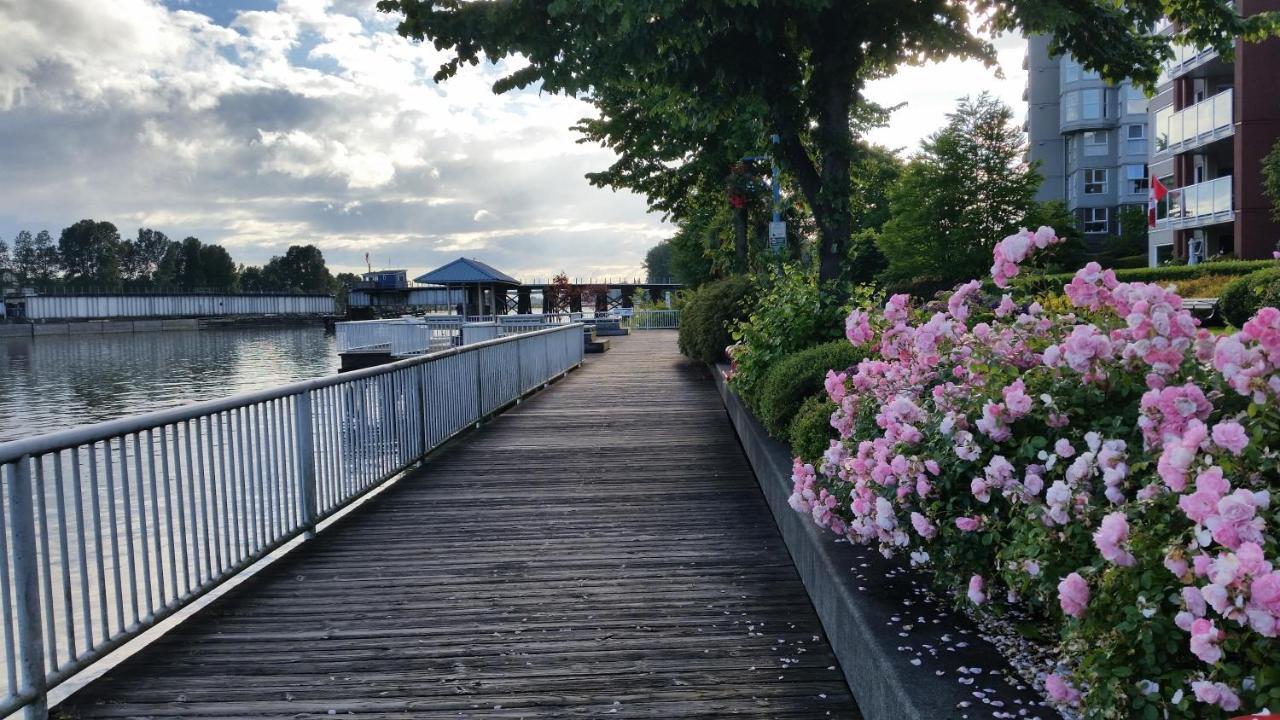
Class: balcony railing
1155,89,1233,157
1159,42,1219,83
1160,175,1234,230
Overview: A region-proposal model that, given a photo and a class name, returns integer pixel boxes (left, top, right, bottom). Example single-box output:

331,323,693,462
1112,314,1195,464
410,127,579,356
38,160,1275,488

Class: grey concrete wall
713,367,1050,720
1027,34,1066,204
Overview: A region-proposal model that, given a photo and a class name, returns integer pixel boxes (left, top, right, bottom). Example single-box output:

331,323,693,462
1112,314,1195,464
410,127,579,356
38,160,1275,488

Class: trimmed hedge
789,395,836,465
1219,266,1280,327
676,276,753,364
1013,259,1273,298
755,340,865,437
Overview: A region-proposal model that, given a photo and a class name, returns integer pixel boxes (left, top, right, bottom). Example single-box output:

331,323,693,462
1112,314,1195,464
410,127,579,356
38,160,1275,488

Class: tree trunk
733,206,748,272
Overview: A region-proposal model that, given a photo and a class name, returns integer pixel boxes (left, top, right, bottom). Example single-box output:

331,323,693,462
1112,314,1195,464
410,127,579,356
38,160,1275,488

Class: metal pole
9,455,48,719
770,133,782,223
294,393,318,538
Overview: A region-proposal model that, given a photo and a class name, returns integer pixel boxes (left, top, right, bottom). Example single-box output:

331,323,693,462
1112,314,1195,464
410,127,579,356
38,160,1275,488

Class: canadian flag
1148,176,1169,228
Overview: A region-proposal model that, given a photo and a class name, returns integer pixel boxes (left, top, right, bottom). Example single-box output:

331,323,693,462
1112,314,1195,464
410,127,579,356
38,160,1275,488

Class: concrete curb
712,365,1052,720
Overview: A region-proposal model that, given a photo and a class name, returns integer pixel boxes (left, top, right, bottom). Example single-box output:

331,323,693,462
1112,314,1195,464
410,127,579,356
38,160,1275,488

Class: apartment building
1148,1,1280,264
1025,35,1152,247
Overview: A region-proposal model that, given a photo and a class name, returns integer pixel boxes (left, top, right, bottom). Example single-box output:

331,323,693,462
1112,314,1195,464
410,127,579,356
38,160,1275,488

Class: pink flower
967,575,986,604
1191,681,1241,712
1211,420,1249,455
824,370,848,404
1058,572,1089,618
955,516,982,532
1054,438,1075,458
910,512,937,540
1251,572,1280,613
845,309,874,346
1093,512,1134,566
1044,673,1081,704
1189,618,1223,664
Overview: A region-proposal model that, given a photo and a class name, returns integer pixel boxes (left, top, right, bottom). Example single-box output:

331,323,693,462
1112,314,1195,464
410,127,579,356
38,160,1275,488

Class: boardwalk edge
712,363,1042,720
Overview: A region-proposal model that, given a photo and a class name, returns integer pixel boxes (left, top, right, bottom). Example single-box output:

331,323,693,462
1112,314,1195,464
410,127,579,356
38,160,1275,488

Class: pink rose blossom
967,574,986,604
1058,572,1089,618
1211,420,1249,455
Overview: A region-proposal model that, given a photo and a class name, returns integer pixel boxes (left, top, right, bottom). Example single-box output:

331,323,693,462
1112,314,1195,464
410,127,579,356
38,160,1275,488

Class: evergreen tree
877,94,1041,289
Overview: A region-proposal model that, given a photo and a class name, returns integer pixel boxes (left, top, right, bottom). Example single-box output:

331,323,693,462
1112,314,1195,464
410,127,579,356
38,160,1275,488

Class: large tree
59,219,122,285
13,230,59,284
643,241,674,284
377,0,1277,285
877,94,1040,288
122,228,175,285
262,245,333,293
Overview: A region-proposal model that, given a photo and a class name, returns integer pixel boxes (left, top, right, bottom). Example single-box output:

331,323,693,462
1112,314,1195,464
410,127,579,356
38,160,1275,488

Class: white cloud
0,0,667,279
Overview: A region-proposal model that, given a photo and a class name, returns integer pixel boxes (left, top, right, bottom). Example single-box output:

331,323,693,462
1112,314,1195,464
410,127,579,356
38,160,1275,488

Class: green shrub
1219,266,1280,327
676,275,752,363
756,340,865,437
789,395,836,464
729,265,875,407
1013,259,1274,299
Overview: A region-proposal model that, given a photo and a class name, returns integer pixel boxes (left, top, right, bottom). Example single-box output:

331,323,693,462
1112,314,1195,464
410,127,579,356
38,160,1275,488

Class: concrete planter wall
713,366,1054,720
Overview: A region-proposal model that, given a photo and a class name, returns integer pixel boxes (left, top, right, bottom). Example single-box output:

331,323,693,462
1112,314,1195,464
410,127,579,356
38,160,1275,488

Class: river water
0,326,338,443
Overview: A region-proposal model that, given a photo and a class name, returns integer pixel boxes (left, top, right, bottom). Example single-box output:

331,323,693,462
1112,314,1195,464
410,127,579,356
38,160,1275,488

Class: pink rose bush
787,227,1280,717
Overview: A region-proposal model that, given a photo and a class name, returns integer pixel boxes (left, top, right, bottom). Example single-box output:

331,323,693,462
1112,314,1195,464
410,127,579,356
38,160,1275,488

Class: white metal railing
1161,175,1234,230
1155,89,1233,156
334,319,397,353
630,310,680,329
0,323,584,717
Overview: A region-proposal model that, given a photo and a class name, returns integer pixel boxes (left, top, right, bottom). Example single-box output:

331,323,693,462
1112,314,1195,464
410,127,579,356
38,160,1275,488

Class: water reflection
0,327,338,442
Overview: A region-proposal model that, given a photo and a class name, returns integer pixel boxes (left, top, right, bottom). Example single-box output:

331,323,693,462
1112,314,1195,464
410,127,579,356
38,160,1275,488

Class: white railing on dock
631,310,679,329
334,319,397,353
0,323,584,717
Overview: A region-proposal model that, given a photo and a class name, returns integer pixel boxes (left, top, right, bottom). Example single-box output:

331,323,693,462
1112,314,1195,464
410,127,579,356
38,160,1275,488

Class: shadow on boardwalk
59,331,858,719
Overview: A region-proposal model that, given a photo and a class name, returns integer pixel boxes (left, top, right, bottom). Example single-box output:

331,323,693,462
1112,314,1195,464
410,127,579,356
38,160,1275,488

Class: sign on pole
768,220,786,251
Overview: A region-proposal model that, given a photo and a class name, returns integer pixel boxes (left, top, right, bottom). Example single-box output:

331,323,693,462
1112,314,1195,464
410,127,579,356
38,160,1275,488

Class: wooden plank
57,331,859,719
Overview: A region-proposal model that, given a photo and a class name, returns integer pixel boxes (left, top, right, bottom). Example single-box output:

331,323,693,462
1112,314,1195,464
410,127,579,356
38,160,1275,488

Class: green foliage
1014,259,1275,298
728,265,874,407
756,340,866,438
11,230,59,284
1218,266,1280,327
378,0,1270,283
877,94,1042,290
58,219,122,285
258,245,335,294
1263,136,1280,223
643,241,674,283
790,395,837,465
676,275,753,363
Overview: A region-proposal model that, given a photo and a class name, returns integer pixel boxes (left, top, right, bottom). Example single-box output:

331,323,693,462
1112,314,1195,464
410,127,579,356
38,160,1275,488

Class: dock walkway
60,331,857,718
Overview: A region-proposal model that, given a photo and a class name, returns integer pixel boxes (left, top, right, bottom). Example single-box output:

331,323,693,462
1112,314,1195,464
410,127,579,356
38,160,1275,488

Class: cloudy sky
0,0,1027,281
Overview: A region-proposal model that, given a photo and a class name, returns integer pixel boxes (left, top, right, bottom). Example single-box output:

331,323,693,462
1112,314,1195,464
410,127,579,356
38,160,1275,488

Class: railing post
9,455,48,720
294,393,318,538
474,349,484,427
515,334,524,400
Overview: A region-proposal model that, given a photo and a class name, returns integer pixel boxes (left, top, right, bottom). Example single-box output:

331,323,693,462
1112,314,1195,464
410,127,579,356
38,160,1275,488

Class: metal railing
1155,89,1233,157
333,319,398,352
0,323,584,717
1162,175,1234,230
630,310,680,329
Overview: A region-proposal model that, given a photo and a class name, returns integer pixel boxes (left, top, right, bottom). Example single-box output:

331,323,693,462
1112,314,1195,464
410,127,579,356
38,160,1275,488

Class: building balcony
1157,175,1234,231
1154,89,1233,158
1159,43,1220,84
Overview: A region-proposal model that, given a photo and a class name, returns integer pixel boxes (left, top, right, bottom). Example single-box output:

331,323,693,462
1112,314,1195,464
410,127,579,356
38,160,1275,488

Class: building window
1122,85,1147,116
1125,165,1150,195
1125,124,1147,155
1082,89,1105,120
1084,131,1108,156
1083,207,1110,234
1084,168,1108,195
1062,90,1080,123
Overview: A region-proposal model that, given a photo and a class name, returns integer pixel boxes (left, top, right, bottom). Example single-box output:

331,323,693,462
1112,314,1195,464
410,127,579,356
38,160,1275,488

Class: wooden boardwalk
60,331,858,719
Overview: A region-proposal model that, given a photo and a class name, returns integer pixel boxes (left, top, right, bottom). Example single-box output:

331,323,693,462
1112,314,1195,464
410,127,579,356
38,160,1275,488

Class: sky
0,1,1028,281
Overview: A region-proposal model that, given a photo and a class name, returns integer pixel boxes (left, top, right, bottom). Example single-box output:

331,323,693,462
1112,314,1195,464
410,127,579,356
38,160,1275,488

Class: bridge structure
347,258,682,317
0,329,856,718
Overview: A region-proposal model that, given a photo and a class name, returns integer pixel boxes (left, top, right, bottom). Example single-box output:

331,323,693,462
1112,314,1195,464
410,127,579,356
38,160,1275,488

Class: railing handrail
0,324,581,464
0,322,585,716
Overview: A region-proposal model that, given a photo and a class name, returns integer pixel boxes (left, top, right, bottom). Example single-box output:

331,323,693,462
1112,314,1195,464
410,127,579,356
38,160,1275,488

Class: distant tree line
0,219,358,295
